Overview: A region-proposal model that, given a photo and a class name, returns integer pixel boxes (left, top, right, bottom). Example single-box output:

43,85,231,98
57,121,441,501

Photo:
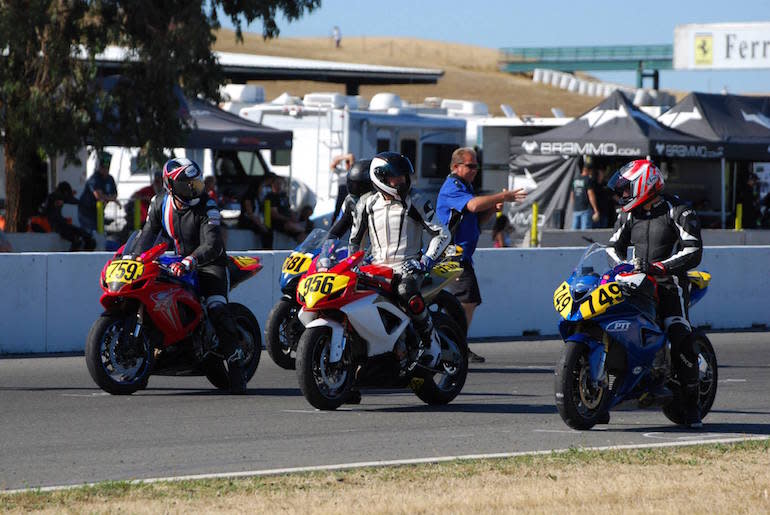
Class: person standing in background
331,153,355,221
78,151,117,234
571,159,600,229
332,26,341,48
436,147,526,363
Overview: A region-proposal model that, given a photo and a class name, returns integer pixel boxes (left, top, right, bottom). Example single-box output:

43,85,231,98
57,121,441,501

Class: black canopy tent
92,76,292,151
183,98,292,151
509,91,727,228
659,93,770,227
658,92,770,161
511,91,724,160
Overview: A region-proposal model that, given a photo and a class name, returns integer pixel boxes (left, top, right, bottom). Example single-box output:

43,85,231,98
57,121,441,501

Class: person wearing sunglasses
436,147,526,363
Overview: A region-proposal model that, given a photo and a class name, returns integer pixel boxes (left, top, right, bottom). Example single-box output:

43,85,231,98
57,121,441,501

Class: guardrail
1,246,768,354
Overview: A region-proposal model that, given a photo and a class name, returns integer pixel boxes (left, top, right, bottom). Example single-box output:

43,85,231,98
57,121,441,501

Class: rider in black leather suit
607,159,704,428
134,158,247,393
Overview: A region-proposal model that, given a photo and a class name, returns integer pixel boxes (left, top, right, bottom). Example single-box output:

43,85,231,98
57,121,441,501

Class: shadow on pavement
469,367,553,374
361,402,558,415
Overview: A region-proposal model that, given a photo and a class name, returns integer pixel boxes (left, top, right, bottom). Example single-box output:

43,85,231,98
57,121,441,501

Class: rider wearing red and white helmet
134,157,247,393
607,159,704,428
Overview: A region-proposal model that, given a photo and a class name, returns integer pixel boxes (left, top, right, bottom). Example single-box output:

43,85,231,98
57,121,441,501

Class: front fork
567,331,609,388
299,308,347,363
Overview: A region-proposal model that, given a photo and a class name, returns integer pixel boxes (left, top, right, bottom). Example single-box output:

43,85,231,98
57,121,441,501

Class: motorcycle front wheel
554,342,610,430
663,332,718,425
264,298,302,370
204,302,262,390
411,313,469,405
85,313,154,395
296,325,354,410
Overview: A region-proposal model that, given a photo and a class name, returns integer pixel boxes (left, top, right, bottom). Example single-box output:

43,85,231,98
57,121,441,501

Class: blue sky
223,0,770,94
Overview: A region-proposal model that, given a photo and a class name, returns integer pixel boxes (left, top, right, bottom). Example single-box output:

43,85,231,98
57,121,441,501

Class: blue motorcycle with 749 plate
553,244,718,430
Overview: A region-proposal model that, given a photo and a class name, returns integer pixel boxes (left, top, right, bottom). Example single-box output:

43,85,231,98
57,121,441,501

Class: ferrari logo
694,34,713,66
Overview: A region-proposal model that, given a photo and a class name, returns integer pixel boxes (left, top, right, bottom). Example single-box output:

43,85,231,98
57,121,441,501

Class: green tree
0,0,319,232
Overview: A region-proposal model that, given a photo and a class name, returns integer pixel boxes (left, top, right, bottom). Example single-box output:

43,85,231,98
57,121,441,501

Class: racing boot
412,311,441,369
683,382,702,429
209,302,247,394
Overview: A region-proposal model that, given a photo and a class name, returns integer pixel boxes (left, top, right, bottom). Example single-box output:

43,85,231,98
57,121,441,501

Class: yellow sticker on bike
298,273,350,308
105,260,144,283
432,261,462,278
282,252,313,274
553,281,573,319
578,282,623,319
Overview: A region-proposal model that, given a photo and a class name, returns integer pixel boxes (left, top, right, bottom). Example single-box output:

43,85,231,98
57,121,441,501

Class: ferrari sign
674,22,770,70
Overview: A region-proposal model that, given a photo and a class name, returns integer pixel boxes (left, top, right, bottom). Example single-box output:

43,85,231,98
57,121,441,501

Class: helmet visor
172,177,205,202
607,170,632,206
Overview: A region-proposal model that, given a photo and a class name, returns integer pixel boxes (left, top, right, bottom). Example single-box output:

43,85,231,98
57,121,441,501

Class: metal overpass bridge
499,44,673,89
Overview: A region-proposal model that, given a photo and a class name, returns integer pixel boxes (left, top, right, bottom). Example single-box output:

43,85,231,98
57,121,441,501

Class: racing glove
420,255,435,272
170,256,197,277
649,261,667,276
399,259,424,276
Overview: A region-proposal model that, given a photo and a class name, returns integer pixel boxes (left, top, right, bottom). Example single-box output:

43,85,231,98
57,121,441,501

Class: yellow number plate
298,273,350,308
105,260,144,284
553,281,574,319
578,282,624,319
432,261,462,278
282,252,313,274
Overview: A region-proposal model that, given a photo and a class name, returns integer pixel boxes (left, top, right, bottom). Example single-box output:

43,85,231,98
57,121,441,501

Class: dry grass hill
213,29,600,117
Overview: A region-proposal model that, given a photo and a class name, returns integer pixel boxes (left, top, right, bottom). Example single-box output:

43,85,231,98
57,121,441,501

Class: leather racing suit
349,192,451,350
135,193,241,360
607,195,703,411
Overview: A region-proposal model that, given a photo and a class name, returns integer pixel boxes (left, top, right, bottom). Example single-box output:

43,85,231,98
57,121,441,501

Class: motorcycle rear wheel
555,342,610,430
429,290,468,336
663,332,718,425
264,298,302,370
411,313,469,405
85,313,154,395
296,326,354,410
204,303,262,390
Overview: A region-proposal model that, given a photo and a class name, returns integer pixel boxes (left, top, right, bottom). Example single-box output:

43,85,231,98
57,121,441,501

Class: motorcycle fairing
341,295,410,357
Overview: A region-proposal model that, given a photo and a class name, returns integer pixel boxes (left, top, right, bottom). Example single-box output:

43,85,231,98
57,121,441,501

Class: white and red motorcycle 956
294,242,468,410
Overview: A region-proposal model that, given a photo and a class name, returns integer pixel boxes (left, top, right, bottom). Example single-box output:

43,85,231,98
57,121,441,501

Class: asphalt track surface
1,332,768,491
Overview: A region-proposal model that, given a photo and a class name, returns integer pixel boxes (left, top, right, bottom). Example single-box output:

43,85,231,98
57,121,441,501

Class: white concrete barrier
0,247,768,353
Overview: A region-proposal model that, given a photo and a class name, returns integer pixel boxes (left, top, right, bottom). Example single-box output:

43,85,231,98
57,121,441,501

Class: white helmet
369,152,414,203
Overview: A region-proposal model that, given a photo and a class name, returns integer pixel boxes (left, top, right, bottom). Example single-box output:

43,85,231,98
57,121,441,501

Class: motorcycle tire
204,303,262,390
85,313,154,395
663,332,718,425
412,313,469,406
429,290,468,336
296,326,354,410
264,298,302,370
554,341,610,430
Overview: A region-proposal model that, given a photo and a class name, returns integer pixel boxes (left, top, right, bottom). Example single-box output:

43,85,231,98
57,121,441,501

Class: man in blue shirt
78,151,117,233
437,147,526,362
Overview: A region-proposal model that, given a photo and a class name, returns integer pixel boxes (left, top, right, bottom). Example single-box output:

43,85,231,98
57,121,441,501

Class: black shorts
445,262,482,305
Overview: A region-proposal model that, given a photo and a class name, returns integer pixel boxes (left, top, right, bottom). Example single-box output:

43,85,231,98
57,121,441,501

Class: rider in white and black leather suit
607,159,704,428
349,152,451,367
134,158,247,393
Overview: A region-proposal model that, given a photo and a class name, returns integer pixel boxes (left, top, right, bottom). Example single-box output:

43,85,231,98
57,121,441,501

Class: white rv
231,89,467,214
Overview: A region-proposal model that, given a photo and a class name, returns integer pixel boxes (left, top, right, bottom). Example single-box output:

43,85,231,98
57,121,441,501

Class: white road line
4,435,767,495
720,379,747,383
